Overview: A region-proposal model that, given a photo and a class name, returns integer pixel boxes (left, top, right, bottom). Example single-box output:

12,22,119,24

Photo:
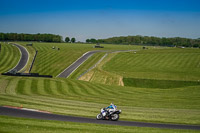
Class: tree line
0,33,63,42
0,33,78,43
86,36,200,47
65,37,76,43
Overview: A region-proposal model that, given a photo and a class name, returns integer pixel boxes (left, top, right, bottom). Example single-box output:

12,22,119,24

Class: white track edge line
66,54,94,78
17,44,30,72
6,44,22,73
56,51,92,77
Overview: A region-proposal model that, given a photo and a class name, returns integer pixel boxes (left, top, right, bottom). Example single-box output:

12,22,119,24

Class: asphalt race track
10,44,29,72
57,51,101,78
0,106,200,130
57,50,135,78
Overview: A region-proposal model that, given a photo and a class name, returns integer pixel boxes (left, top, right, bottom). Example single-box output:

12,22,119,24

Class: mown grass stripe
85,83,105,96
38,52,57,66
93,84,117,96
0,44,19,73
76,82,101,96
0,95,99,114
69,80,87,96
44,79,53,95
49,80,60,95
5,78,19,95
123,78,200,89
55,80,66,95
7,45,19,71
36,79,45,95
16,80,25,94
0,44,9,68
23,79,32,95
60,81,72,96
167,54,180,68
0,79,8,94
103,49,200,81
74,82,91,96
31,79,38,94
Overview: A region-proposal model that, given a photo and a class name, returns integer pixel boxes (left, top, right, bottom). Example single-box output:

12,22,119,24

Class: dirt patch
119,77,124,86
79,53,124,86
0,80,9,93
79,71,95,81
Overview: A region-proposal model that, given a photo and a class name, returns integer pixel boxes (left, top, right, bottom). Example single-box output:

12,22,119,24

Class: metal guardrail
28,50,38,73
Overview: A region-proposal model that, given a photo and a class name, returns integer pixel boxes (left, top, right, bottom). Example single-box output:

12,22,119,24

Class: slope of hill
80,48,200,86
0,43,20,73
0,42,199,132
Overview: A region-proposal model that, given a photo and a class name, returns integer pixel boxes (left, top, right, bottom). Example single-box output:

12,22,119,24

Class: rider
104,103,117,116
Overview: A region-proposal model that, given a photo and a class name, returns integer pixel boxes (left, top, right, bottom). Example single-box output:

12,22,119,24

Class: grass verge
0,115,199,133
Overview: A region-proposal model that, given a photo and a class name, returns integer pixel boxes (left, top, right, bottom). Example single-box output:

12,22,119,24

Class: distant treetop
71,37,76,43
0,33,62,42
65,37,70,43
87,35,200,48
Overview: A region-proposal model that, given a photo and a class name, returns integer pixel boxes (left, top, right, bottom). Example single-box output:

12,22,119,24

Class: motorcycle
96,108,121,121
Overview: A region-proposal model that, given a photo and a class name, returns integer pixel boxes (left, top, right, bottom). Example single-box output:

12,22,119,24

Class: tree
71,37,76,43
65,37,70,43
0,33,5,41
86,39,90,43
90,38,97,43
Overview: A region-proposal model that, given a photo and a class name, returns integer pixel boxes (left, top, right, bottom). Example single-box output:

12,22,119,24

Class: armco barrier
28,50,38,73
2,72,52,78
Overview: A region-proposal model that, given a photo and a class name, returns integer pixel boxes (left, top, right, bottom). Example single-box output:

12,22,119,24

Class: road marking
57,50,137,78
56,51,91,77
3,105,51,114
6,43,29,73
6,44,22,73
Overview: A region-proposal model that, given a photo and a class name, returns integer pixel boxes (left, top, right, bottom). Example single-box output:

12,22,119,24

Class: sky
0,0,200,41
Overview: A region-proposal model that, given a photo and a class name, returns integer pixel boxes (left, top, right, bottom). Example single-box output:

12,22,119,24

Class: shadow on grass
123,78,200,89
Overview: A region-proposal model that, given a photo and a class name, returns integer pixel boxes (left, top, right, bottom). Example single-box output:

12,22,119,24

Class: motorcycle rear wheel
96,114,103,120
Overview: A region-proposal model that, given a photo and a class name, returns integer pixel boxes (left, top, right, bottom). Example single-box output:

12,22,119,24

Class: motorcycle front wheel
111,114,119,121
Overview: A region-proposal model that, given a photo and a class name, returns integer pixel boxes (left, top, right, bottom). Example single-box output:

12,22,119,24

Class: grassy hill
103,48,200,81
0,75,199,124
0,43,20,73
80,48,200,86
18,42,139,77
0,42,199,132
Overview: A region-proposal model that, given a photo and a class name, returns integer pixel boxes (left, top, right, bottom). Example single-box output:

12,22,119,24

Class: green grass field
0,43,20,73
1,116,198,133
123,78,200,89
22,42,140,77
0,42,199,132
80,48,200,85
1,75,200,124
103,48,200,81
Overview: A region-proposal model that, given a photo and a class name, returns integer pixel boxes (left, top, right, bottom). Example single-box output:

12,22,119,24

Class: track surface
0,106,200,130
57,51,100,78
57,50,135,78
10,44,29,72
